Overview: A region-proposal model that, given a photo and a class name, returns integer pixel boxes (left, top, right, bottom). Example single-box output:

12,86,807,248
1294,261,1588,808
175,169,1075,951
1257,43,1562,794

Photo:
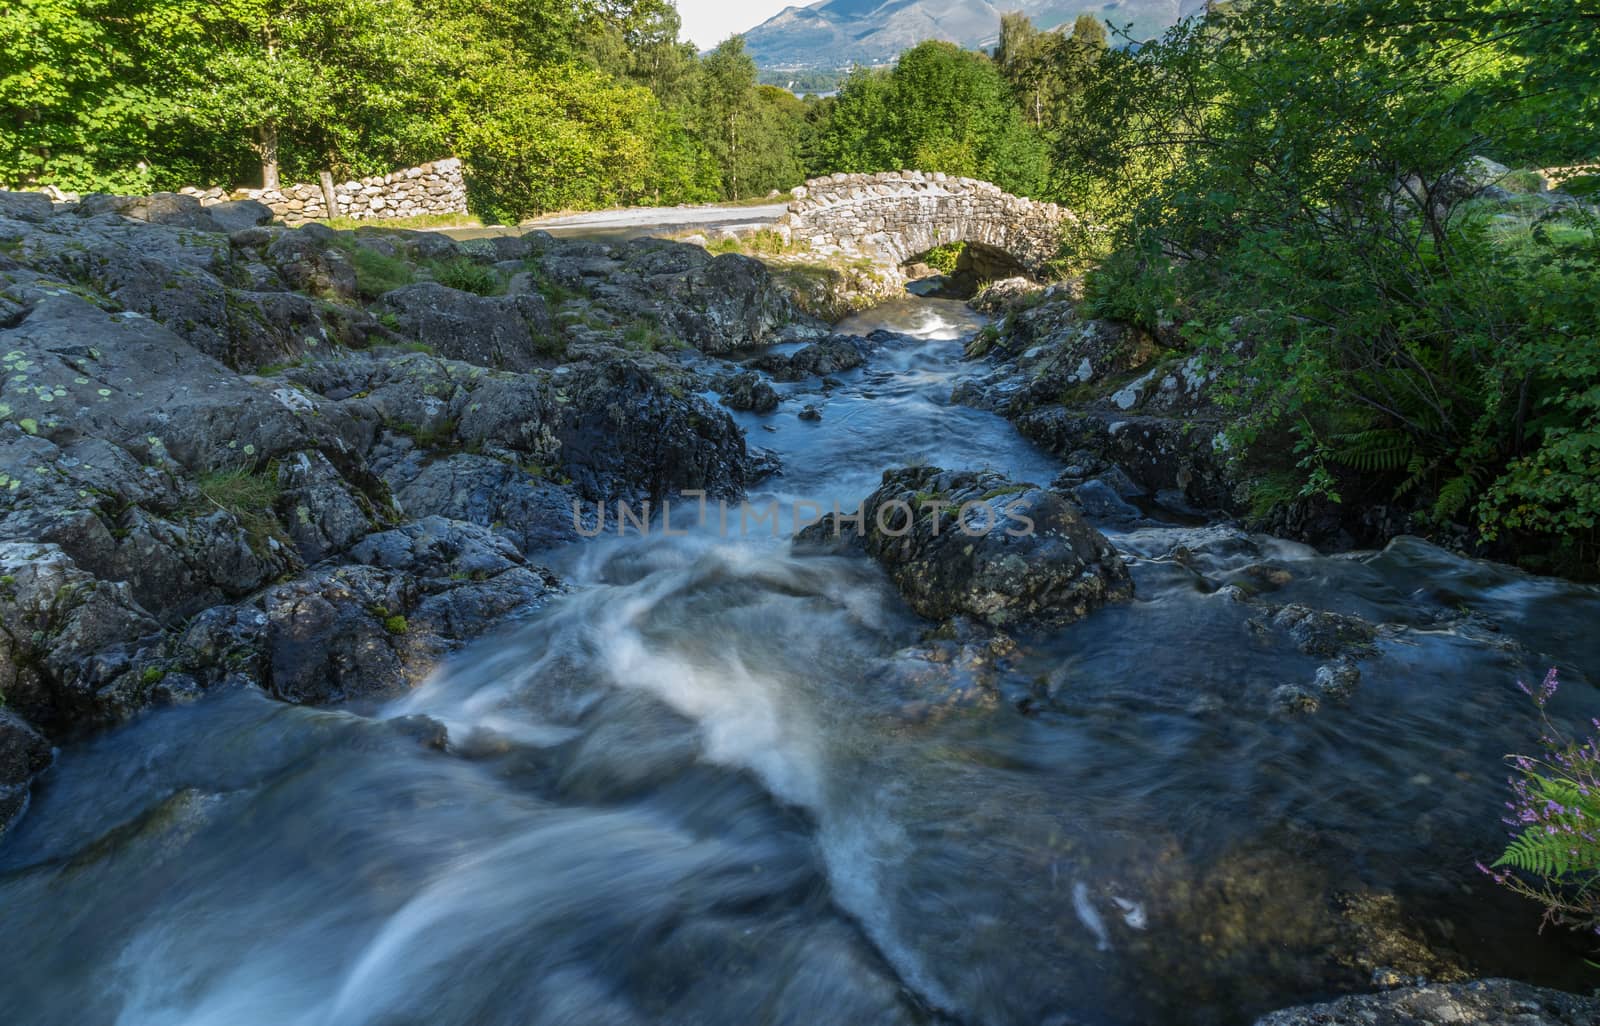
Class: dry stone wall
781,171,1078,278
179,158,467,226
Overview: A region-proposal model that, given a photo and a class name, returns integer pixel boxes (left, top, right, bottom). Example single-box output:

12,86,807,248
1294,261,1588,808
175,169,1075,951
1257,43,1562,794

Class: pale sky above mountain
676,0,798,50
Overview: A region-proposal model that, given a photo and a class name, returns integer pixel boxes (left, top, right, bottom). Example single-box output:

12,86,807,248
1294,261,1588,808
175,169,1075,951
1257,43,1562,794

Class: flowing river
3,295,1598,1025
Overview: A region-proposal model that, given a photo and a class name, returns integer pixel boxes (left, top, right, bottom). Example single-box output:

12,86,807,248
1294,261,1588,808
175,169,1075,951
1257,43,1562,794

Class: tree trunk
258,123,280,190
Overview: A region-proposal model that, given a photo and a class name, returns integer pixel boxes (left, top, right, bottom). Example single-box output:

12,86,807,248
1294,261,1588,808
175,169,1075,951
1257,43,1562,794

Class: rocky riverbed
1,191,1598,1026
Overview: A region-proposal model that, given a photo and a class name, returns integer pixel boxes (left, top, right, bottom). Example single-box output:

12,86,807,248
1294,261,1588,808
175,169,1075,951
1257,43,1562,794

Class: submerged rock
796,465,1131,628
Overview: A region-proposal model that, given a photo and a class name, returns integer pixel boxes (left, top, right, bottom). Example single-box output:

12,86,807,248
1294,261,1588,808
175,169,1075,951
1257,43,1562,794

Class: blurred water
3,296,1598,1026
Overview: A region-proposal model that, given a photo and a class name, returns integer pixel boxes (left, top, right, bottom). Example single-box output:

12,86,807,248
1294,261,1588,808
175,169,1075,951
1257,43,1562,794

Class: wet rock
381,450,579,555
1272,603,1380,658
554,358,749,504
252,524,560,704
1315,659,1362,701
1253,979,1600,1026
796,466,1132,629
0,708,53,835
751,335,868,381
376,283,555,371
1071,479,1144,523
798,404,822,422
252,565,420,703
1015,408,1234,513
718,370,779,413
0,541,159,731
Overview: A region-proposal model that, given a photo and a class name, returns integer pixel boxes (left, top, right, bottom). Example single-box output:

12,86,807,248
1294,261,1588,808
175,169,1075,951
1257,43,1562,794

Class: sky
676,0,799,51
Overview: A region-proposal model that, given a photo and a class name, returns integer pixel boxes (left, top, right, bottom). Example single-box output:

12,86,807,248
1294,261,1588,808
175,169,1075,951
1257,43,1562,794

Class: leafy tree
455,62,664,222
811,41,1048,196
696,36,759,199
0,0,196,190
176,0,443,188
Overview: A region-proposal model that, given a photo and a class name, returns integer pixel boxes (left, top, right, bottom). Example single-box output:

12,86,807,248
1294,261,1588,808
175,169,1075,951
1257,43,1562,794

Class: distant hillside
740,0,1206,69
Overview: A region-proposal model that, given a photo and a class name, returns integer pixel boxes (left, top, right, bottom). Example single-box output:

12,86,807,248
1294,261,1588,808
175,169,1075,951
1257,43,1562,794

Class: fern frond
1332,427,1417,473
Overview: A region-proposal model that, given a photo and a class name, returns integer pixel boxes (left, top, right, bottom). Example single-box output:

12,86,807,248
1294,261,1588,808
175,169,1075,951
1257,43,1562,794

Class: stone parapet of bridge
781,171,1078,278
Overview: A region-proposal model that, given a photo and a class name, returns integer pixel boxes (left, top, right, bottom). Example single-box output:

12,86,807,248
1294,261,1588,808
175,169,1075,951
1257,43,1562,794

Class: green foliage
1485,671,1600,935
621,319,669,351
382,614,408,635
457,62,663,222
430,257,499,296
196,464,282,550
810,41,1048,197
337,242,414,300
693,39,807,201
995,13,1108,136
1061,0,1600,572
198,465,279,515
921,243,964,274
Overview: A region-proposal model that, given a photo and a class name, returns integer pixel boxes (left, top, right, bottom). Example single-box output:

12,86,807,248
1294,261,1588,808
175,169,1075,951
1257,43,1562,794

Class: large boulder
380,450,580,555
718,371,780,413
206,199,273,233
0,289,332,472
233,519,560,705
0,190,55,223
553,238,794,353
376,283,555,371
750,335,868,381
554,359,750,503
796,466,1132,628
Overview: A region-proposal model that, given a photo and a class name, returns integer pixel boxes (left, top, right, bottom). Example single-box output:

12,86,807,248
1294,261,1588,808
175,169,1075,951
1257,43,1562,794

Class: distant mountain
739,0,1207,69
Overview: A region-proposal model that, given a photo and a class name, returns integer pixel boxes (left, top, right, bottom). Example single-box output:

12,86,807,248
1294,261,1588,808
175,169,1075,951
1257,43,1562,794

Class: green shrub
622,319,669,351
195,465,283,551
430,257,500,296
921,242,965,274
343,244,414,300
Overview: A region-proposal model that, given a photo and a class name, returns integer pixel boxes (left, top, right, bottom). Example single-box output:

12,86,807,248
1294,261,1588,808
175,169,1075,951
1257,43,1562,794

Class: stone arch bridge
779,171,1079,279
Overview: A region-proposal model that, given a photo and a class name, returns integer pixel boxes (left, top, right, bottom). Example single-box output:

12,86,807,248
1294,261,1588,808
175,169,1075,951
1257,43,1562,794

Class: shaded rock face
718,370,780,413
796,466,1132,629
0,710,53,836
555,359,749,504
376,283,554,371
1253,979,1600,1026
954,289,1237,516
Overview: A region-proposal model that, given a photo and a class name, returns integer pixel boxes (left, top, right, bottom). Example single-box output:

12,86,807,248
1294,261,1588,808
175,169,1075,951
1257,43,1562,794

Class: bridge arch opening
904,241,1030,298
